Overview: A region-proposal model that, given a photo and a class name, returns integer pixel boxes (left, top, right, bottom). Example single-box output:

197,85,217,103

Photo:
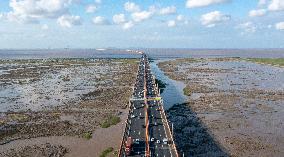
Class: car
134,139,140,144
163,138,168,144
131,115,136,118
156,140,160,144
150,137,155,142
154,122,158,126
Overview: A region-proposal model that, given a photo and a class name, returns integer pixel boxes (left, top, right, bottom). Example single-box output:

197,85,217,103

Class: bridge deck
119,53,178,157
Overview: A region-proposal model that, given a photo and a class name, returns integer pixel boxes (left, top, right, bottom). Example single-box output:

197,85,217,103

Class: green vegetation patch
99,147,114,157
8,113,29,122
183,86,192,96
245,58,284,66
100,116,121,128
82,132,92,140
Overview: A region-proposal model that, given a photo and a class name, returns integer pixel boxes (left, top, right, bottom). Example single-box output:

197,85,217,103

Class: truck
125,137,132,156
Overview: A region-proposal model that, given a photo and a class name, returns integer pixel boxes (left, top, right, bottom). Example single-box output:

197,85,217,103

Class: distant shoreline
0,48,283,60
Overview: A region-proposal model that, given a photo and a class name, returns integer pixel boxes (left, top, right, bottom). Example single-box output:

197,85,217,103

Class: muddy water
187,60,284,91
157,58,284,156
0,65,105,111
150,60,187,109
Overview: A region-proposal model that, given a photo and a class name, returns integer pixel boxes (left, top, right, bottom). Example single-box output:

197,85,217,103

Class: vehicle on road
131,115,136,118
163,138,168,144
125,137,132,156
134,138,140,144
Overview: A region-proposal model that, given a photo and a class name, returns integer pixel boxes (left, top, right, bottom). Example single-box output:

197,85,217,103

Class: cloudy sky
0,0,284,49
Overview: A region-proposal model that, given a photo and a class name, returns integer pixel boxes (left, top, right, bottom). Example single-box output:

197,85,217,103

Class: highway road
121,53,178,157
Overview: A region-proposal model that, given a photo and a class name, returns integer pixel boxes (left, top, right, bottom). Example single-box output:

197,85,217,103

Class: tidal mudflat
159,58,284,157
0,58,138,156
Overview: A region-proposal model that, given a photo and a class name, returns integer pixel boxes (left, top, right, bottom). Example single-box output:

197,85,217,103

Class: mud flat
159,58,284,157
0,58,138,156
244,58,284,67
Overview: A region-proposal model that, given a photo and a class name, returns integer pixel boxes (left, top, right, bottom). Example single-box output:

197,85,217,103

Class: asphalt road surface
125,54,175,157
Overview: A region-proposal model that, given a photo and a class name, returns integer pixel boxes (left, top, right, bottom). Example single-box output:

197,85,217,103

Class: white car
131,115,136,118
156,140,160,144
134,139,140,144
163,138,168,144
151,137,155,142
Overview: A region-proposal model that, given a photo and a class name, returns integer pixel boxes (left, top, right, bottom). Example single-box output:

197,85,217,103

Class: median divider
118,53,179,157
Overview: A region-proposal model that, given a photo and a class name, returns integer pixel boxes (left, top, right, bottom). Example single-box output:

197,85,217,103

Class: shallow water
160,58,284,156
150,60,188,109
0,59,132,112
0,49,140,59
1,49,284,60
187,60,284,91
145,48,284,59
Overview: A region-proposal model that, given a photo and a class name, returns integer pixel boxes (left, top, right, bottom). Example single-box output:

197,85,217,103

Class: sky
0,0,284,49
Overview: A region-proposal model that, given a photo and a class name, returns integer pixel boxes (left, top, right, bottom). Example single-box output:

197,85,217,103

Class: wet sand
0,109,127,157
159,58,284,157
0,58,138,156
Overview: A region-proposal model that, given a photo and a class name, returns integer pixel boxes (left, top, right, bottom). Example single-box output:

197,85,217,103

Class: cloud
1,12,39,24
124,2,140,12
86,5,97,13
249,9,266,17
167,20,176,27
113,14,126,24
176,15,184,21
5,0,73,23
268,0,284,11
41,24,49,30
123,21,134,30
92,16,110,25
131,11,153,22
275,22,284,30
258,0,267,6
186,0,228,8
165,15,188,28
95,0,101,4
159,6,176,15
57,15,81,28
237,22,257,33
115,3,155,29
200,11,230,27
